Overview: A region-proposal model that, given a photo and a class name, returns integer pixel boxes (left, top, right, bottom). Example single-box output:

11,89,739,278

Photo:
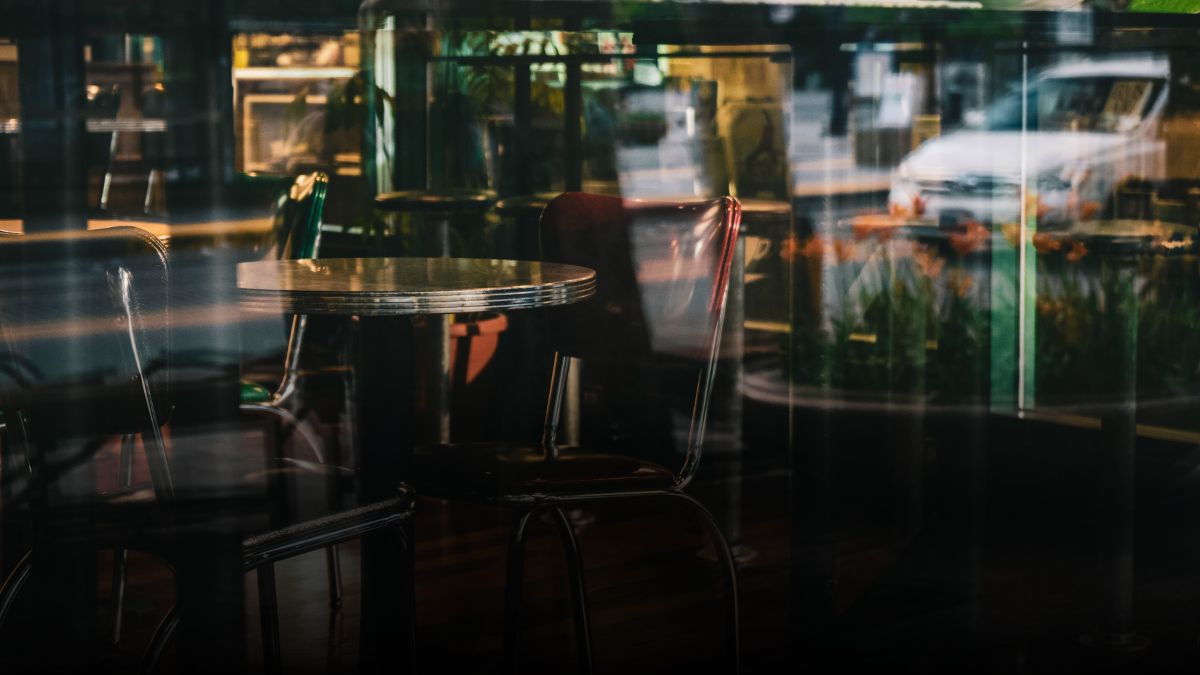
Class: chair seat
240,364,353,405
240,380,273,403
410,443,676,501
68,457,360,540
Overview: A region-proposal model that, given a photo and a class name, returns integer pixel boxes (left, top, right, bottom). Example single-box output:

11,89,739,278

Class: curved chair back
269,172,328,261
0,226,174,502
538,192,741,485
252,172,330,401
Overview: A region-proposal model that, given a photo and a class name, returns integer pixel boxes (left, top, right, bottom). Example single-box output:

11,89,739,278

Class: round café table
238,256,595,315
237,256,595,672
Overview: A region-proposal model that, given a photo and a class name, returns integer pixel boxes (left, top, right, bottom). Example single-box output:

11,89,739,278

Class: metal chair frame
0,228,176,648
240,172,332,465
237,173,348,609
0,225,413,673
495,349,741,675
420,193,743,674
138,488,415,675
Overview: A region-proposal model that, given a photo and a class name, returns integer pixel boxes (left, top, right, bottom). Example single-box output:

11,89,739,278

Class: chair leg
503,510,536,675
398,523,417,674
140,604,179,675
247,403,344,611
324,441,344,611
325,545,343,609
110,547,129,645
326,597,345,674
548,507,595,675
257,563,282,675
665,492,741,675
111,432,136,645
0,550,31,630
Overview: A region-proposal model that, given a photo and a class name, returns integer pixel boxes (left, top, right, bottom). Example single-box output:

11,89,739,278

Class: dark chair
236,172,352,610
409,192,743,674
238,173,330,440
3,175,333,646
0,227,177,655
169,171,344,609
180,172,334,462
0,226,415,674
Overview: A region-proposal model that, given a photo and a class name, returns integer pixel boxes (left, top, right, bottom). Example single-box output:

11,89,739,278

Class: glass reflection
5,3,1200,673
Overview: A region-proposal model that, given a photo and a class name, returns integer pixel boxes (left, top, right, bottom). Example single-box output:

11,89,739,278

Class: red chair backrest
539,193,741,470
540,193,741,367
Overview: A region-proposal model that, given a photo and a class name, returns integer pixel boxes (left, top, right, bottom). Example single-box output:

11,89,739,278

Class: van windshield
981,76,1164,133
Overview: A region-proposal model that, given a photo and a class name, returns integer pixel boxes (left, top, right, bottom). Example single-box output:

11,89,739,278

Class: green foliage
284,70,394,132
284,70,396,169
829,273,929,396
1127,0,1200,13
1035,251,1200,404
441,31,567,116
926,277,991,403
788,233,1200,408
430,31,570,190
788,239,989,403
1032,257,1120,403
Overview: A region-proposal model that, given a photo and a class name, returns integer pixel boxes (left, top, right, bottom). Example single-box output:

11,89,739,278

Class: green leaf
1127,0,1200,13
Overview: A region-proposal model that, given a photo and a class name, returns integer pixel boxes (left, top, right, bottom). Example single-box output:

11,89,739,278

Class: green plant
285,70,396,161
444,31,566,116
925,269,990,403
787,235,990,402
1034,247,1200,405
831,273,929,396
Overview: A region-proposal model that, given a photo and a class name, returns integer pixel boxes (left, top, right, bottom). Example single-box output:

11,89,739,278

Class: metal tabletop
237,256,596,315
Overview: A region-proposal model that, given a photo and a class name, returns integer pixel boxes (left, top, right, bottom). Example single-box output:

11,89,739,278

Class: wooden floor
17,401,1200,673
7,463,792,674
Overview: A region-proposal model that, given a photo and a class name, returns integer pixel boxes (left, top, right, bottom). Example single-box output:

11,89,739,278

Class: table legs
355,316,417,673
424,216,452,444
415,314,452,444
169,534,247,674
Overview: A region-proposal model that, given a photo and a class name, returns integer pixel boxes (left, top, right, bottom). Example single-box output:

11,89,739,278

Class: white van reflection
888,54,1169,229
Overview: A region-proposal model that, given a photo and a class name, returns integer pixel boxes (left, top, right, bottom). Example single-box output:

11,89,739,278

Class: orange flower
912,245,945,279
1000,222,1021,248
949,220,989,256
1079,200,1101,220
946,268,975,298
801,236,828,260
1032,233,1063,254
1066,240,1088,263
779,234,803,262
1024,192,1041,220
833,238,859,263
1035,197,1053,221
